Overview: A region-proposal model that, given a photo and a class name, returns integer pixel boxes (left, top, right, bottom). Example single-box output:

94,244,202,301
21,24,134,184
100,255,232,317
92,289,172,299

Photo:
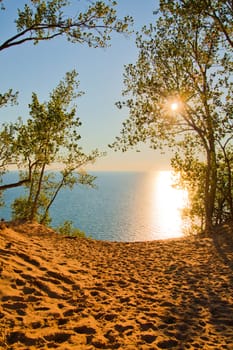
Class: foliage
171,151,206,233
0,89,18,109
9,70,101,223
0,123,19,206
0,0,132,51
56,220,86,238
0,123,15,172
111,0,233,234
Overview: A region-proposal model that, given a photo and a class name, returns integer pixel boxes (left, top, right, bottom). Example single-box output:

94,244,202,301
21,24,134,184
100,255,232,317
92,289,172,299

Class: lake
1,171,188,241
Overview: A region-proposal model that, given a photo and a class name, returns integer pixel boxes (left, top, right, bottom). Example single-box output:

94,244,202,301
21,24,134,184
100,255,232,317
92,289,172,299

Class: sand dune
0,221,233,349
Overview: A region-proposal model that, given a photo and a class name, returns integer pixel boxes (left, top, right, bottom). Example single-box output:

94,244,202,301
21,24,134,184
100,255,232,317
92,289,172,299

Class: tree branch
0,14,125,51
0,177,30,190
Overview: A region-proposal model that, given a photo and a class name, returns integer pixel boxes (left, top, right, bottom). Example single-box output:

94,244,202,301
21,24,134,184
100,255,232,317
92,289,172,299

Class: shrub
55,220,86,238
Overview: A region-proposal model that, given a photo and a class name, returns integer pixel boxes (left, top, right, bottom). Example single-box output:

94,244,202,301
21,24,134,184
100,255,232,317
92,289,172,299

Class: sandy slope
0,222,233,349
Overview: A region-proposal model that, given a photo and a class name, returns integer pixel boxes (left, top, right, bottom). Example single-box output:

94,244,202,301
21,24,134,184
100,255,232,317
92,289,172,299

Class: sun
170,102,179,111
163,97,183,115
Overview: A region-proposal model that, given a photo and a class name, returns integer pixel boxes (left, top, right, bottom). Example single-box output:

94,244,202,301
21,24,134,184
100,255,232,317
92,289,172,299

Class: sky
0,0,171,172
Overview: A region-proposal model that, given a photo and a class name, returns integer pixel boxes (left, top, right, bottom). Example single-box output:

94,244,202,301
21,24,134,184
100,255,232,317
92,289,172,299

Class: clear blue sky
0,0,171,171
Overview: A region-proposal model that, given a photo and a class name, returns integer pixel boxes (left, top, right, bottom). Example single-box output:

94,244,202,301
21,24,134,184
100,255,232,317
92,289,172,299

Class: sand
0,221,233,349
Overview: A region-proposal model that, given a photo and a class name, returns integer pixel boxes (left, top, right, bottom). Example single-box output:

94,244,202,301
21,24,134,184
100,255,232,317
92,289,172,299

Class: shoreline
0,222,233,349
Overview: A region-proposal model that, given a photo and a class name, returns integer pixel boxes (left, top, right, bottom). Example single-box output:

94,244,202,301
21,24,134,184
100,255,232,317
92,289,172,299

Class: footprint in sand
2,301,27,315
141,334,157,344
156,339,179,349
73,325,96,335
6,331,37,347
44,332,72,343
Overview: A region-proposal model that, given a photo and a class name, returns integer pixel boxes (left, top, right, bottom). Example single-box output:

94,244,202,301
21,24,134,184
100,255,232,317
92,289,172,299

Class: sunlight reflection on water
150,171,188,239
129,171,188,241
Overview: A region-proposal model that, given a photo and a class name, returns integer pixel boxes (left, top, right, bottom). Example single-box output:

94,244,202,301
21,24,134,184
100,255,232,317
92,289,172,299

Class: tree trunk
29,163,46,221
40,178,64,225
204,145,217,234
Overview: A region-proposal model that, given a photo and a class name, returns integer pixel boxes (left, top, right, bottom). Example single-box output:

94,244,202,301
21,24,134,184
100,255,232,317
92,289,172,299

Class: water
1,171,187,241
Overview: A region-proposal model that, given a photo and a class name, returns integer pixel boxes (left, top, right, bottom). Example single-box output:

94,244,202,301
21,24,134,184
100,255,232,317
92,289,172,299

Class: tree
10,70,102,223
111,0,233,234
0,0,132,185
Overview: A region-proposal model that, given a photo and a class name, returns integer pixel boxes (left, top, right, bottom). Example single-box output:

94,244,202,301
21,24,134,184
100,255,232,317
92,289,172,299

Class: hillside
0,222,233,349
